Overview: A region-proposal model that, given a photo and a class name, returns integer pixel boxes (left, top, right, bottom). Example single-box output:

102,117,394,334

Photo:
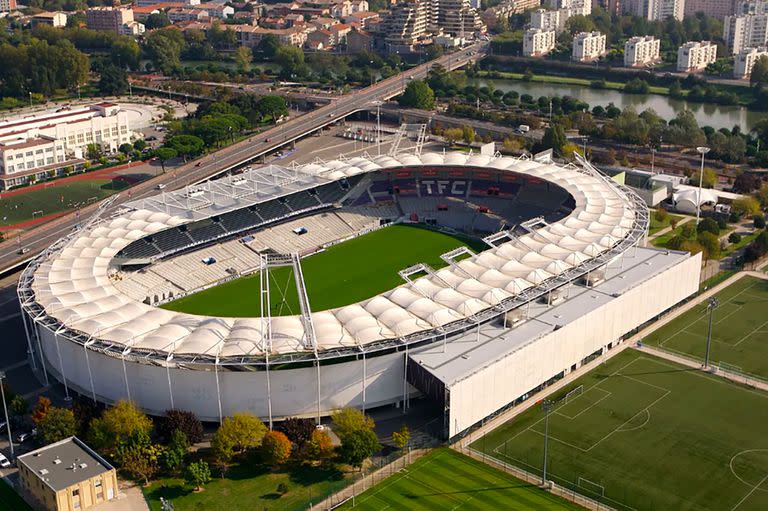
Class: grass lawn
644,275,768,379
0,179,128,226
162,224,487,316
722,229,761,258
472,349,768,511
335,448,581,510
648,212,685,236
143,458,349,511
0,479,33,511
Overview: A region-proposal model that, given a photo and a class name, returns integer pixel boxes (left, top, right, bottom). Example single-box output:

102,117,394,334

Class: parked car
156,184,166,190
15,431,32,444
17,248,30,255
0,453,10,468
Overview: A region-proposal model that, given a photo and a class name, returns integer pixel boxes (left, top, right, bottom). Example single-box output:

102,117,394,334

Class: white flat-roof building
572,31,606,62
724,10,768,54
530,8,567,33
0,103,134,189
624,35,661,67
677,40,718,71
734,46,768,77
523,27,557,56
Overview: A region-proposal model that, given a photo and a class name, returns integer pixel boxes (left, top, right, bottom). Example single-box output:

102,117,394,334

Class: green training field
0,479,33,511
162,225,487,317
336,448,581,510
0,179,128,226
472,349,768,511
643,275,768,380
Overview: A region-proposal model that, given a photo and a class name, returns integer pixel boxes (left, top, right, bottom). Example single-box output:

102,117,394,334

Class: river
478,78,766,131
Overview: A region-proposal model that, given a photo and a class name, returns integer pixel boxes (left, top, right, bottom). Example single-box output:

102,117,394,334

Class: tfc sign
420,180,467,196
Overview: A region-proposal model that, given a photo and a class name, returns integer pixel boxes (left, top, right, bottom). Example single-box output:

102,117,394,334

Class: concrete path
647,215,692,242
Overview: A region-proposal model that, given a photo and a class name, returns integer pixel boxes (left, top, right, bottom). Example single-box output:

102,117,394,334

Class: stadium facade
17,151,700,438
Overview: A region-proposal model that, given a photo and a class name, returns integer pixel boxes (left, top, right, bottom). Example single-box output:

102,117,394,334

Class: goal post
564,385,583,404
577,476,605,497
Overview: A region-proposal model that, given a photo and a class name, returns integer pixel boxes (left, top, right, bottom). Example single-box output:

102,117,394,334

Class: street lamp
0,372,13,458
695,146,710,226
541,399,554,486
704,297,719,369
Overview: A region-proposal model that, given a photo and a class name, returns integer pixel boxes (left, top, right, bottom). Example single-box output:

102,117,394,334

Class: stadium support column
402,343,409,413
166,355,175,410
361,350,367,413
32,318,49,386
121,349,132,402
316,358,322,425
83,340,97,403
214,357,223,424
53,324,71,401
21,311,36,370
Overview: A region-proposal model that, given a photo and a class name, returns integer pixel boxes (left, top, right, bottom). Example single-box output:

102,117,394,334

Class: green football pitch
0,179,127,225
161,224,487,316
642,275,768,380
335,448,581,510
472,349,768,511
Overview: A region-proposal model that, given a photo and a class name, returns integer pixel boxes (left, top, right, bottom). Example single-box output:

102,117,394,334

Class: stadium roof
26,152,644,363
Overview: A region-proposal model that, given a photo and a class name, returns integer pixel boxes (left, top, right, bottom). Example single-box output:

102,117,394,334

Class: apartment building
434,0,486,37
16,437,118,511
624,35,661,66
31,11,68,27
677,40,718,71
724,4,768,54
546,0,592,15
523,27,556,56
684,0,735,19
733,45,768,77
624,0,685,20
530,8,566,32
85,7,144,35
382,0,430,51
0,0,16,13
572,31,606,61
0,103,133,189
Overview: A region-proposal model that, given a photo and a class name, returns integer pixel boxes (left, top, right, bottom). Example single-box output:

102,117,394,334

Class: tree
145,30,185,76
732,196,761,217
116,434,163,485
157,409,203,444
398,80,435,110
211,412,267,473
462,125,475,144
145,12,171,30
689,167,717,189
654,208,668,223
88,400,152,453
391,425,410,451
729,232,742,244
732,173,761,193
31,396,51,425
542,124,567,155
185,460,211,491
274,45,305,74
304,429,334,462
697,231,721,260
118,143,133,155
276,417,314,447
338,429,380,469
166,135,205,161
98,65,128,96
234,46,253,71
750,55,768,88
697,217,720,235
331,407,374,440
154,147,177,173
261,430,292,467
754,214,766,229
133,139,147,152
110,37,141,70
256,95,288,122
38,407,77,444
10,395,28,418
160,429,188,476
442,127,464,146
86,143,101,161
256,34,280,59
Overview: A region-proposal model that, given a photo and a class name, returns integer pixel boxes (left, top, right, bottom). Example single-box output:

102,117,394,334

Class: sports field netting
642,276,768,380
335,448,582,510
161,225,487,317
472,349,768,511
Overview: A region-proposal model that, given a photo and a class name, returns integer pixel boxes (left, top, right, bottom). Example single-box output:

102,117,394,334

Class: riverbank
476,69,671,96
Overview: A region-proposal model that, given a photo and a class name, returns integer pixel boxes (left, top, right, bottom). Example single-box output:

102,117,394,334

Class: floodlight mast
695,146,710,226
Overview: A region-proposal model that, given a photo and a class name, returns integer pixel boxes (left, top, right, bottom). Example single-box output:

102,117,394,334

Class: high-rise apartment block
523,27,556,56
677,41,718,71
572,31,606,61
624,35,661,66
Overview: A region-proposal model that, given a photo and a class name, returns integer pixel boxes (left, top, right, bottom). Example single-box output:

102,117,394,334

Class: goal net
564,385,583,404
578,477,605,497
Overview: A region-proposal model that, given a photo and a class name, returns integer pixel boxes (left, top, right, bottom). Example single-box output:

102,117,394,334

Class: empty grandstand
17,151,701,438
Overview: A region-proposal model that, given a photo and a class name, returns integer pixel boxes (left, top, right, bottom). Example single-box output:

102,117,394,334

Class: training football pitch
162,224,487,317
642,275,768,380
471,349,768,511
336,448,581,510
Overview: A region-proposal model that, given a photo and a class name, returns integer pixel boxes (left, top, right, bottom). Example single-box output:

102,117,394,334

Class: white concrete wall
447,252,701,437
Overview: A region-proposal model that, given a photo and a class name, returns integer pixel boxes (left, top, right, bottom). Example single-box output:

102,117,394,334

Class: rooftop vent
53,458,61,465
39,469,49,475
79,463,88,469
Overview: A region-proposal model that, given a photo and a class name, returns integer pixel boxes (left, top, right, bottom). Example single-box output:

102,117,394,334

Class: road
0,43,487,273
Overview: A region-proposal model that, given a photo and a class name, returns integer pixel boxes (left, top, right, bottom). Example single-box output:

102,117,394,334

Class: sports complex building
17,150,702,439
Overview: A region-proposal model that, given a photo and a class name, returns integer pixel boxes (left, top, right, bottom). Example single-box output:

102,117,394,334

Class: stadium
17,149,701,439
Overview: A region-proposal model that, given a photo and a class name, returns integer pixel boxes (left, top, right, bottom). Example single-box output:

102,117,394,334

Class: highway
0,43,487,273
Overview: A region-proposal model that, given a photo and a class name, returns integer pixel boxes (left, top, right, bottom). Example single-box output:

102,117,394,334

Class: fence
455,445,618,511
310,448,431,510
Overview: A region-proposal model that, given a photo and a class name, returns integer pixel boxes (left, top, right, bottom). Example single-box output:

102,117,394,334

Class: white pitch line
731,473,768,511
